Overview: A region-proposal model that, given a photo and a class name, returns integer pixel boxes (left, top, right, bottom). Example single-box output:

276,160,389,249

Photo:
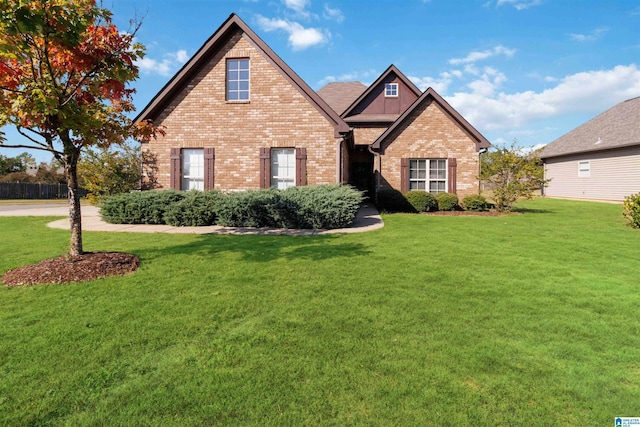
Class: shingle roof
316,82,367,115
135,13,350,137
540,96,640,159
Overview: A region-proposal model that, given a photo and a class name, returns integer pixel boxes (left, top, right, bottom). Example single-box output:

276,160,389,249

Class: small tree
78,144,142,204
0,0,160,256
480,142,548,211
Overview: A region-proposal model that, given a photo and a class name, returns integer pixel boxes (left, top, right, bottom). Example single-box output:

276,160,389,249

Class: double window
227,58,250,101
409,159,447,193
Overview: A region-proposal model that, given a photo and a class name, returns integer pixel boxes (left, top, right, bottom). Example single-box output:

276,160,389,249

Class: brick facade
376,100,481,198
138,14,490,196
143,30,343,191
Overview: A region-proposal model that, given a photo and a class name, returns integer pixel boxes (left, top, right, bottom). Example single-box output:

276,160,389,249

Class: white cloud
447,64,640,131
323,4,345,23
318,69,378,86
283,0,309,13
409,71,456,93
569,27,608,42
495,0,542,10
256,15,329,50
449,45,516,65
135,49,189,76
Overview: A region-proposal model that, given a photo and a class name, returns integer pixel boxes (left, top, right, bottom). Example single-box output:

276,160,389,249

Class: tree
78,144,142,204
0,0,160,256
0,151,33,174
480,142,548,211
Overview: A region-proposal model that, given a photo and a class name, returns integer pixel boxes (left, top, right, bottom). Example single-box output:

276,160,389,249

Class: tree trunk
65,153,83,257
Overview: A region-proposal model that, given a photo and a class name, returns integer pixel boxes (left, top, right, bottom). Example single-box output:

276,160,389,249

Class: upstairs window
227,58,250,101
385,83,398,97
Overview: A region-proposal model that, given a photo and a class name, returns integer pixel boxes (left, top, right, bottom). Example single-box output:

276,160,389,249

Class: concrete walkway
0,202,383,235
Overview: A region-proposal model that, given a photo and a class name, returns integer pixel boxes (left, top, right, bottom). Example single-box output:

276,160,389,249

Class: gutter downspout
368,144,380,204
478,147,488,194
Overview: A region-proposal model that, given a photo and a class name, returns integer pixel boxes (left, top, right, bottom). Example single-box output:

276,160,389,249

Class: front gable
136,13,349,137
342,65,421,124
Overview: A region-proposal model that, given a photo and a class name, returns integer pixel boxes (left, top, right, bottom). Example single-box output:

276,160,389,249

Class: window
578,161,590,177
271,148,296,189
227,58,249,101
409,159,447,193
182,149,204,190
385,83,398,97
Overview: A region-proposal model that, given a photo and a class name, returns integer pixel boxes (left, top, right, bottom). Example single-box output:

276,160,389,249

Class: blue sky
2,0,639,163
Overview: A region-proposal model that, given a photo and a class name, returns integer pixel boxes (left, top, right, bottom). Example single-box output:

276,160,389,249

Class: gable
342,65,421,123
371,87,491,153
135,13,349,137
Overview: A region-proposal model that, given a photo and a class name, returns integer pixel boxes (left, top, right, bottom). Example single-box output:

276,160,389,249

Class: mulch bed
2,252,140,287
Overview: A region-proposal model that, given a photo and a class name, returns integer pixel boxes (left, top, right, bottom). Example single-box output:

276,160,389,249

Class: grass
1,198,639,425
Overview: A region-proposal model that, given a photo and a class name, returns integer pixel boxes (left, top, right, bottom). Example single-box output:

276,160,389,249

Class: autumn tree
0,0,159,256
480,142,549,211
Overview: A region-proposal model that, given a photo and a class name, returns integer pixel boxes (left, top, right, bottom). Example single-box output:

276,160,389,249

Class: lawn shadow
511,207,556,214
133,233,372,264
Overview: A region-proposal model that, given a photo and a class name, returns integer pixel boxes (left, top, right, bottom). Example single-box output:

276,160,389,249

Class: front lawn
1,198,638,425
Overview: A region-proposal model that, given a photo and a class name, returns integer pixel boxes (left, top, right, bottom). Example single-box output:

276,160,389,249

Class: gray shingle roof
316,82,367,115
540,96,640,159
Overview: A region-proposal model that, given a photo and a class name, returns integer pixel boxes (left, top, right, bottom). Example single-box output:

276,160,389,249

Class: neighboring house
540,96,640,201
136,13,490,198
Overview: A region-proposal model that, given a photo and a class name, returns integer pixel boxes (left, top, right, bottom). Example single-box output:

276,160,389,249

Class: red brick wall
376,100,481,197
143,30,341,190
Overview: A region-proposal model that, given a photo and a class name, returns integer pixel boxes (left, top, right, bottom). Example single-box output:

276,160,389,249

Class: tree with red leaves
0,0,161,256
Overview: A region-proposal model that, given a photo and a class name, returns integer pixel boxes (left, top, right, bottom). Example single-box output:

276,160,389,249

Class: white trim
385,83,398,97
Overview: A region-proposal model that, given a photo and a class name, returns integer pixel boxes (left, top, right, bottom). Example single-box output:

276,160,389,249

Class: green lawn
1,198,638,425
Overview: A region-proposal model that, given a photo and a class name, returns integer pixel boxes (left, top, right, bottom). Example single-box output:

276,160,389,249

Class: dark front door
351,161,373,197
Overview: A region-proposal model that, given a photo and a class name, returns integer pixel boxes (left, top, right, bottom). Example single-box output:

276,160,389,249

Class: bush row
100,185,364,230
623,192,640,229
376,189,491,213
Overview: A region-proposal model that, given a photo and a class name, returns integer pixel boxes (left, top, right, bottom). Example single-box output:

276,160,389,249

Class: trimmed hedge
164,190,223,226
462,194,489,212
623,192,640,229
100,190,185,224
435,192,459,211
405,191,438,212
100,185,364,230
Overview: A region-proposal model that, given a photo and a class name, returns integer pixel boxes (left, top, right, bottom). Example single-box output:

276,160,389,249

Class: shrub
462,194,489,212
435,192,459,211
215,190,283,228
405,191,438,212
375,188,415,213
623,192,640,229
281,184,364,229
163,190,223,226
100,190,185,224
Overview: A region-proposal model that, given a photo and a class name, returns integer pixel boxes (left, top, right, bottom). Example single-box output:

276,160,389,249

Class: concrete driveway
0,201,383,235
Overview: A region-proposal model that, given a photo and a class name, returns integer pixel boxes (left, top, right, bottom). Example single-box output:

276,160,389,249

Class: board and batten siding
543,146,640,201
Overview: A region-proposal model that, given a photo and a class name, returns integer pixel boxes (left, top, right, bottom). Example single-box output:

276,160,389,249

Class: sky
2,0,639,164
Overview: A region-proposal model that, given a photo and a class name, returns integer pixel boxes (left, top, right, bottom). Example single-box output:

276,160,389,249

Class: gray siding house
540,96,640,201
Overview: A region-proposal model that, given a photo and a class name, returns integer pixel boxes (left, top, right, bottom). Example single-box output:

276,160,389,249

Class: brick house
136,13,490,198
